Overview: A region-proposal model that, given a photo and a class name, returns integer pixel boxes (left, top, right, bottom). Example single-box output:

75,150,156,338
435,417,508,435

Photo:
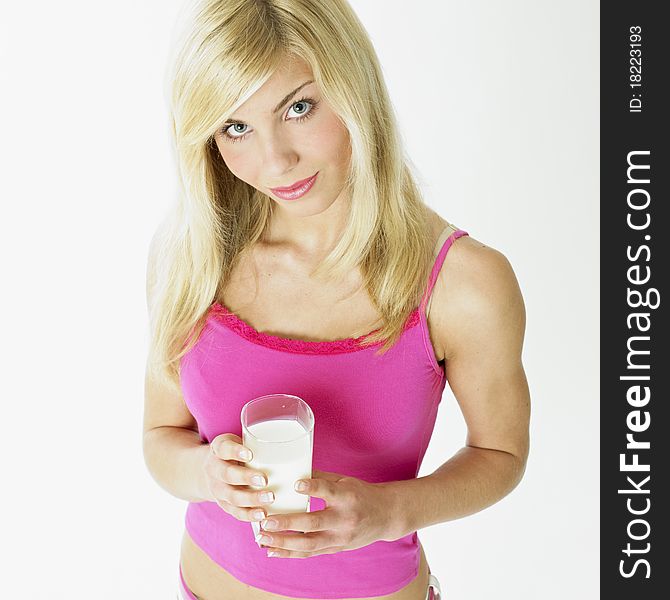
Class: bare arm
142,237,210,503
143,428,211,503
142,376,211,503
385,240,531,537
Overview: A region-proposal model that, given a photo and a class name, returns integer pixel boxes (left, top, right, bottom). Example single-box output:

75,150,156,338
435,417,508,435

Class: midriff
180,529,431,600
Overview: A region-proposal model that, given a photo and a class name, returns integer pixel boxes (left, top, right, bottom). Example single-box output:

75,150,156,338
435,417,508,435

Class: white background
0,1,599,598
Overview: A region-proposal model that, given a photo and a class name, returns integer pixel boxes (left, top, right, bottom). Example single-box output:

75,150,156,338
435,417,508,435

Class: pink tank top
179,229,469,598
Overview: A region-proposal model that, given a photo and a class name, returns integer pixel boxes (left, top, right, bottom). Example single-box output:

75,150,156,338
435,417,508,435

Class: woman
143,1,531,599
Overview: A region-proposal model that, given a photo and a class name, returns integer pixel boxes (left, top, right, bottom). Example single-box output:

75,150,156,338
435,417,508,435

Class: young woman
143,1,531,599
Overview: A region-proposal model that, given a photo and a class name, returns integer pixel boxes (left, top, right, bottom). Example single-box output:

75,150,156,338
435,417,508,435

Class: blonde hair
147,0,437,394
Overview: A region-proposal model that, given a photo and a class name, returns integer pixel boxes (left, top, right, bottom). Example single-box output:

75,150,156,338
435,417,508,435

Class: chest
219,247,385,343
182,245,449,463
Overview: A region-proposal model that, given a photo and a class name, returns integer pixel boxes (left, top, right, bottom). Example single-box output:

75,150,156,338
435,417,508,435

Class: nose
261,135,299,182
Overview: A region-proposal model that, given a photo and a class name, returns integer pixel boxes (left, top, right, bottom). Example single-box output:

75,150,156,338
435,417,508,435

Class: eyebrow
224,80,314,124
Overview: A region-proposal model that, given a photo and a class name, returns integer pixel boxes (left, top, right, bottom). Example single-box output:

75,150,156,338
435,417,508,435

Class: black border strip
601,2,669,595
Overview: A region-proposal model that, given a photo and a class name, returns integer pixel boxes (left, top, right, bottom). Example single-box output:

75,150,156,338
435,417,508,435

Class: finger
231,485,276,509
293,476,338,502
211,459,268,487
216,497,268,523
311,469,344,482
264,544,343,559
260,508,333,534
210,478,276,508
257,530,341,553
211,435,253,462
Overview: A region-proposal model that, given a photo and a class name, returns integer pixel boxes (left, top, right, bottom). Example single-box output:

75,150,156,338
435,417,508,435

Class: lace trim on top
208,302,421,355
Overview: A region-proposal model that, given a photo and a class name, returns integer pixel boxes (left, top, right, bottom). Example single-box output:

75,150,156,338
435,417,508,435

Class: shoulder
428,233,526,362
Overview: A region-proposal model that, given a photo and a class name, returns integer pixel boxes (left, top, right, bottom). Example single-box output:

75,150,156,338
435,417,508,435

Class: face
213,56,351,217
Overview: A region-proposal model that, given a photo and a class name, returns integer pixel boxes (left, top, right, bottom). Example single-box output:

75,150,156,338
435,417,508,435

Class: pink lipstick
270,172,318,200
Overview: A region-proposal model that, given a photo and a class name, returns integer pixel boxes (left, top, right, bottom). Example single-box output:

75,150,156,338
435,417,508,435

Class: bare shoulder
429,233,526,362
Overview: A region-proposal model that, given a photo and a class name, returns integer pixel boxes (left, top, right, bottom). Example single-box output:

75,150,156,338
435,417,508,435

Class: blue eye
287,99,312,118
219,97,319,143
225,123,249,140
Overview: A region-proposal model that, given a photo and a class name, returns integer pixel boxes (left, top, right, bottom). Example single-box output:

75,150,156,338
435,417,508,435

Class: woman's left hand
256,469,402,558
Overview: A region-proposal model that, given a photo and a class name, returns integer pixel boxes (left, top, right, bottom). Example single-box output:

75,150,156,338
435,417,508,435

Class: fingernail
259,534,273,545
267,550,280,557
251,475,266,486
252,510,265,521
261,518,278,530
295,480,308,492
239,449,252,460
260,491,274,503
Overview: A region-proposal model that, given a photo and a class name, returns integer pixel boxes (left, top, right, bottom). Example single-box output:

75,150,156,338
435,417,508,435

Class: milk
245,418,313,515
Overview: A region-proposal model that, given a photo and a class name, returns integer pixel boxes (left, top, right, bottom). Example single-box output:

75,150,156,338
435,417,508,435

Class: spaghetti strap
420,227,469,313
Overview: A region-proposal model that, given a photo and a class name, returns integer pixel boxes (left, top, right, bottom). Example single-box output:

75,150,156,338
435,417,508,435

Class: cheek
313,117,351,167
217,144,253,180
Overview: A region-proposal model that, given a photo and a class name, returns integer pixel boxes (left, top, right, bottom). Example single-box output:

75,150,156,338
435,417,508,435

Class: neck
264,190,350,259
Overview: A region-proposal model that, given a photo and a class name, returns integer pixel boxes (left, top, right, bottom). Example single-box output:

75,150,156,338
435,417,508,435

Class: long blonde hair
147,0,437,394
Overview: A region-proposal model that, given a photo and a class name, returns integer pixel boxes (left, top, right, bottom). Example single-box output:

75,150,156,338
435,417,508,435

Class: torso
180,529,431,600
180,209,458,600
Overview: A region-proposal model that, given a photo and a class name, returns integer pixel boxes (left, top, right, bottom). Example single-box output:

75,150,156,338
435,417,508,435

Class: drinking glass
241,394,314,541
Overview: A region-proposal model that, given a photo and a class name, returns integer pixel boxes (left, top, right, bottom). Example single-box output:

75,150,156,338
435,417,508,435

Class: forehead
231,55,315,118
271,54,313,84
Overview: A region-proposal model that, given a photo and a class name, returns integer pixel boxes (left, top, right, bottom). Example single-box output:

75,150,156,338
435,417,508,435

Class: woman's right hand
201,433,275,522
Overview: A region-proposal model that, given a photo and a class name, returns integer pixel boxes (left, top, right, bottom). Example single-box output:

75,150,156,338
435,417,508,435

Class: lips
270,172,318,192
269,172,318,201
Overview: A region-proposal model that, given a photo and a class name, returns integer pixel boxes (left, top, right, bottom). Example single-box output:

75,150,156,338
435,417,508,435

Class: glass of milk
241,394,314,541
